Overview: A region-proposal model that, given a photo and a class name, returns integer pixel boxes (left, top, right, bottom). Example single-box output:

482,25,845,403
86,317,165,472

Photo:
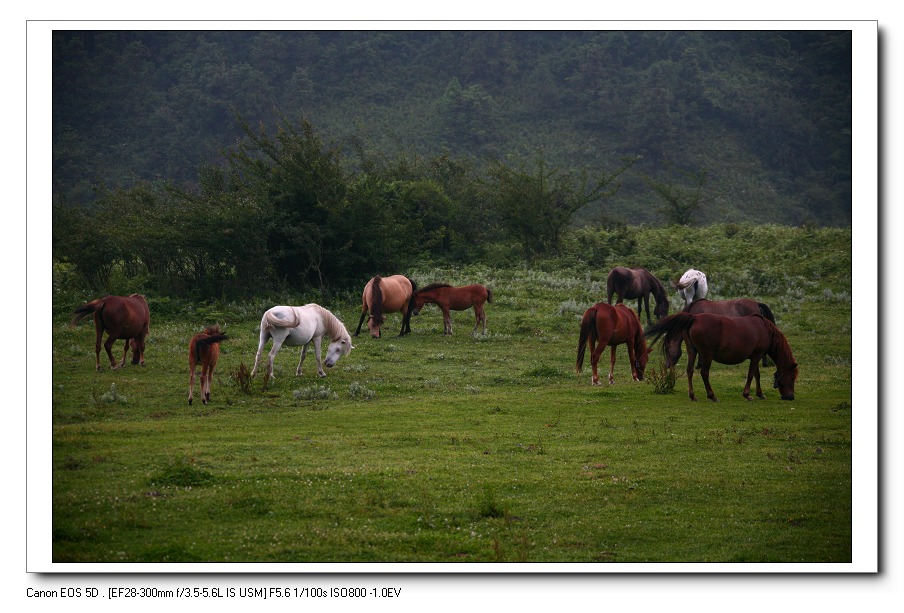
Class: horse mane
310,304,350,340
202,324,223,336
418,282,452,293
765,319,796,374
371,276,384,325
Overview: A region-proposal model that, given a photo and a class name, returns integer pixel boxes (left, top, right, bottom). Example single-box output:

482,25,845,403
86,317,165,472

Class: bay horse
70,294,150,370
410,283,493,335
674,268,708,306
663,298,778,368
606,266,669,324
251,304,354,380
645,312,798,402
355,274,417,338
576,303,651,386
188,325,228,405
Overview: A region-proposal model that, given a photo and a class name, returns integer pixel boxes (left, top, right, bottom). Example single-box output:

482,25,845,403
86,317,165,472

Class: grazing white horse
675,269,708,305
251,304,354,379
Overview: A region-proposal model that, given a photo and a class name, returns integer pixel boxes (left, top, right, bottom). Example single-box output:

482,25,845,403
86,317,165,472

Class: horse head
324,336,354,368
653,298,670,320
773,362,798,401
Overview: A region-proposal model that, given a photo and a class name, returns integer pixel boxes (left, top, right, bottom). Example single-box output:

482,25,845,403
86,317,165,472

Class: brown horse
606,266,669,324
355,275,417,338
576,303,651,385
645,312,798,402
410,283,493,335
71,294,150,370
664,298,777,368
188,325,228,405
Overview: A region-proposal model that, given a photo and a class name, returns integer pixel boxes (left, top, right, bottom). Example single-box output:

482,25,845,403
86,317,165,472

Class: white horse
251,304,354,379
675,269,708,305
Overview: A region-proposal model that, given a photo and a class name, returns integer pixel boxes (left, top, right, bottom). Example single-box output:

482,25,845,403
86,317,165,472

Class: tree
642,162,710,225
488,154,639,259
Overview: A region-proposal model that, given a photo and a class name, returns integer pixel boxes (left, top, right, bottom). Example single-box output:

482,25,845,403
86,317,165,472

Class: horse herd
69,267,798,406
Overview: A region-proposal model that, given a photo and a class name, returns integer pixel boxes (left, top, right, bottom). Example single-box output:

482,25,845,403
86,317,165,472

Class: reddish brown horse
355,275,417,338
645,312,798,402
71,294,150,370
664,298,777,368
606,266,669,324
576,303,651,385
410,283,493,335
188,325,228,405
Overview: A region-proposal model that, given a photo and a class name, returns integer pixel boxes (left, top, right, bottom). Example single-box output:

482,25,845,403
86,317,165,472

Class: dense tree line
53,116,642,298
53,30,852,227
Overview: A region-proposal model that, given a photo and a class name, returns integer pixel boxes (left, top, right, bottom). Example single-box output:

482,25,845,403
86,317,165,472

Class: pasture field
49,230,854,564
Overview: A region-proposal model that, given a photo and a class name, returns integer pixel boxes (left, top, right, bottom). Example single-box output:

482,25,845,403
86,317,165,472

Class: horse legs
743,359,765,400
355,308,368,336
264,337,286,379
441,307,452,335
93,326,104,370
473,303,487,336
698,356,718,402
296,343,309,376
188,364,197,405
102,334,120,369
590,339,605,386
250,328,272,378
312,336,327,377
608,346,617,385
203,359,216,404
685,345,698,401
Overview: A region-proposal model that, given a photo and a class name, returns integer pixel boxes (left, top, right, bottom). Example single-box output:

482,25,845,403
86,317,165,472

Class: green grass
49,228,853,564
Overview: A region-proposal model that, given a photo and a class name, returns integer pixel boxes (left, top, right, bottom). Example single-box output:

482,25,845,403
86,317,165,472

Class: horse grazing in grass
606,266,669,324
355,275,417,338
251,304,354,380
663,298,778,368
576,303,651,386
71,294,150,370
410,283,493,335
645,312,798,402
188,325,228,405
674,268,708,306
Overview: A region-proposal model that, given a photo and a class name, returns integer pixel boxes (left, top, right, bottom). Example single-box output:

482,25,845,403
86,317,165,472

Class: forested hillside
52,30,852,298
53,30,851,225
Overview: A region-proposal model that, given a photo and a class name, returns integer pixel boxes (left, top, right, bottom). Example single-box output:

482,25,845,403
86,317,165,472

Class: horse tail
758,302,776,324
194,334,228,362
644,313,694,355
370,276,384,326
485,287,494,303
265,307,301,330
71,299,104,326
405,276,418,312
576,306,598,374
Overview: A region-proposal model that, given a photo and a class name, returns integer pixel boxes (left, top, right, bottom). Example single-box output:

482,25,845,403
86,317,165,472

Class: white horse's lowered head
251,304,354,379
675,269,708,305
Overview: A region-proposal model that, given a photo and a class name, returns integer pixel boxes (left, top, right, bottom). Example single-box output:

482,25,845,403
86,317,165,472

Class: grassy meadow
49,225,853,564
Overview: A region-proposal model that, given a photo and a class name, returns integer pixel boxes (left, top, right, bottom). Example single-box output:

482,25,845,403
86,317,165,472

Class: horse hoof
188,399,193,405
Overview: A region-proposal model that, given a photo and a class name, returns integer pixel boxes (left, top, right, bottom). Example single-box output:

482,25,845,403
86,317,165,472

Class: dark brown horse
188,325,228,405
410,283,493,335
645,312,798,402
664,298,777,368
71,294,150,370
606,266,669,324
355,275,417,338
576,303,651,386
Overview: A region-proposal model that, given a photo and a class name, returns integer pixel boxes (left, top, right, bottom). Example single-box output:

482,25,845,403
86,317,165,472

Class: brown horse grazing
355,275,417,338
410,283,493,335
645,312,798,402
664,298,778,368
606,266,669,324
188,325,228,405
71,294,150,370
576,303,651,386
